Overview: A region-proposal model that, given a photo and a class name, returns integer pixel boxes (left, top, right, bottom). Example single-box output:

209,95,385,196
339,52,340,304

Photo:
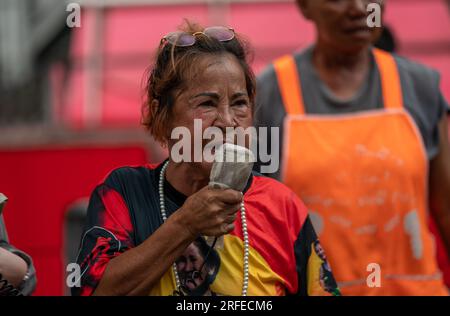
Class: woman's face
176,243,206,290
301,0,383,52
167,53,253,175
315,243,327,261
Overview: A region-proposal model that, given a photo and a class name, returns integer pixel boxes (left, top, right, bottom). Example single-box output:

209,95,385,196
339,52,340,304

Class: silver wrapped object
209,143,256,192
207,143,255,249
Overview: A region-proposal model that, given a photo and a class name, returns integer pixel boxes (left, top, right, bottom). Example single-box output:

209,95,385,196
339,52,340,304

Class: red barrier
0,145,149,295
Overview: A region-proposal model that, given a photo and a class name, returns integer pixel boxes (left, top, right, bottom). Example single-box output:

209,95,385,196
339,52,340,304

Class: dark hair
193,238,220,271
142,21,256,145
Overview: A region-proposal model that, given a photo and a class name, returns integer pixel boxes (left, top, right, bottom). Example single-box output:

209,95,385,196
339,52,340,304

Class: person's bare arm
93,210,195,296
0,246,28,288
429,115,450,257
93,187,241,296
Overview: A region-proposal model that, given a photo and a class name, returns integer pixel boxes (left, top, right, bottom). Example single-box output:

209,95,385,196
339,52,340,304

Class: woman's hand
0,247,27,288
93,186,242,296
176,186,243,237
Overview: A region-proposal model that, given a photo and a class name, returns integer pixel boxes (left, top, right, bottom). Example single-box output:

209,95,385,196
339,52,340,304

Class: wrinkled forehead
180,53,247,92
188,53,243,80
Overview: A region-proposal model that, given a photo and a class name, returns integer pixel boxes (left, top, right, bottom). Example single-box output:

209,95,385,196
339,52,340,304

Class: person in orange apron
255,0,450,295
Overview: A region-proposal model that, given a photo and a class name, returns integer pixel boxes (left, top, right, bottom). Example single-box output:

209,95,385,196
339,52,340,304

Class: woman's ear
151,99,159,117
150,99,169,148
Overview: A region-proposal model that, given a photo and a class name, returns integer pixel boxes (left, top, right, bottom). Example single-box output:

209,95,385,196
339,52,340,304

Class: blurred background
0,0,449,295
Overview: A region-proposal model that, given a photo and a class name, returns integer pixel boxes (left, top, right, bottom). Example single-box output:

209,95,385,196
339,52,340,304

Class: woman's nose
348,0,368,17
214,107,236,130
185,260,194,272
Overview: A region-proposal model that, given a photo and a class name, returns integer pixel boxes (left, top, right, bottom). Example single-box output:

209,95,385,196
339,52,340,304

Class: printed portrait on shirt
307,239,340,296
174,237,221,296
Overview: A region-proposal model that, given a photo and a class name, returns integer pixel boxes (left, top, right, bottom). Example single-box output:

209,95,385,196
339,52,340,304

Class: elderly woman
73,23,339,296
256,0,450,295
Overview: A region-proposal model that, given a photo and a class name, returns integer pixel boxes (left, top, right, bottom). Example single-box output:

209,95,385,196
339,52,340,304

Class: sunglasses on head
161,26,235,47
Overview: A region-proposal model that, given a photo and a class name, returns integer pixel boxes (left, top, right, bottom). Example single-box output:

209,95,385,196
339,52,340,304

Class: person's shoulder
251,172,306,206
394,54,439,79
250,172,309,231
251,171,284,188
257,49,307,84
392,53,445,120
101,163,158,190
103,164,150,182
393,54,441,92
257,62,277,87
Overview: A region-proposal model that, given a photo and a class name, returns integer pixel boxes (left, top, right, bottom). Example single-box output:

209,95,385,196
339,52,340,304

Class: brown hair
142,21,256,145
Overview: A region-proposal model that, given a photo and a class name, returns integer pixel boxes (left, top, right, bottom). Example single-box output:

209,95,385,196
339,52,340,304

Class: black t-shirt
73,161,340,296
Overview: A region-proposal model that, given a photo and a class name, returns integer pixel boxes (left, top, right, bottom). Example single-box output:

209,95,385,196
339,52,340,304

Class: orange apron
273,48,448,295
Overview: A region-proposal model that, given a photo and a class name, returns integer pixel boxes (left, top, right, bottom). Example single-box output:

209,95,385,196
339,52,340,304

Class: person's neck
312,40,370,73
165,161,210,197
311,39,371,100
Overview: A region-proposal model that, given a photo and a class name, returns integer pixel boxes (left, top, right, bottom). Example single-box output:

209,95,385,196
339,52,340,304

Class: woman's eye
198,100,215,108
233,99,249,107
